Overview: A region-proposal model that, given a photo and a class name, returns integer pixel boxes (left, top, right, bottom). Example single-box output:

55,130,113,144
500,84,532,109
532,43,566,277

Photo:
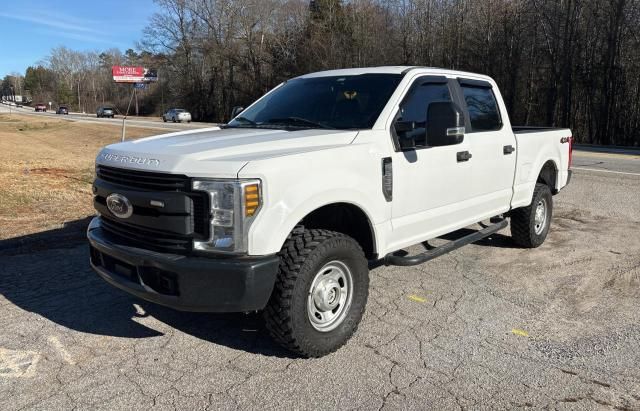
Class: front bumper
87,217,279,312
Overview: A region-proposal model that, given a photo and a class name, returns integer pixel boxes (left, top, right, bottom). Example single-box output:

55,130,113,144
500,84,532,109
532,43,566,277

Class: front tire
510,183,553,248
264,228,369,357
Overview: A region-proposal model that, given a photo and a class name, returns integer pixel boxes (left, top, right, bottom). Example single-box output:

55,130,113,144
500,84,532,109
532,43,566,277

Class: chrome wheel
307,261,353,332
534,198,547,235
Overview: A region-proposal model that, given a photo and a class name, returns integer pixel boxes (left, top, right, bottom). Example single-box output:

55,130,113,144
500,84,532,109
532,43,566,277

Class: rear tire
264,228,369,357
510,183,553,248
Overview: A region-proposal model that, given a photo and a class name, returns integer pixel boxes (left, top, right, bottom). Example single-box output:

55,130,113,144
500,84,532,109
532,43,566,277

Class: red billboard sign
112,66,158,83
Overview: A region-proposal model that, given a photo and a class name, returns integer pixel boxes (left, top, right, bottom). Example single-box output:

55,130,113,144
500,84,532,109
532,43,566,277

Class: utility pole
121,85,136,142
160,70,164,116
134,88,139,116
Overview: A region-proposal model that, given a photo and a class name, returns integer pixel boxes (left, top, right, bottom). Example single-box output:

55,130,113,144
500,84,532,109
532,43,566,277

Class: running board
383,219,508,267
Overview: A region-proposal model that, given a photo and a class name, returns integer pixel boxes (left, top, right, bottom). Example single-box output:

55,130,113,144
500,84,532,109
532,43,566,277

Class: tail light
568,136,573,169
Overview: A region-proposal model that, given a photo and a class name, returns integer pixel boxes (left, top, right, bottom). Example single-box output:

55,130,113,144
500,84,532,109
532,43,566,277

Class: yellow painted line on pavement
574,151,640,160
408,295,428,303
572,167,640,177
511,329,529,337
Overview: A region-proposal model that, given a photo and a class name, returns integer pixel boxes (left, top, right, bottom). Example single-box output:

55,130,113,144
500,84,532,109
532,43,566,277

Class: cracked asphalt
1,149,639,410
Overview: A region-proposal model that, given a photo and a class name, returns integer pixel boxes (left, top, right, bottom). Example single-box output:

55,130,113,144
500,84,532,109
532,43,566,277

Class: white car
89,67,572,357
162,108,192,123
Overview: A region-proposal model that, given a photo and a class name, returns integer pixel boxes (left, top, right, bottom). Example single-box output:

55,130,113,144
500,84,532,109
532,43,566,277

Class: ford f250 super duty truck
88,67,573,357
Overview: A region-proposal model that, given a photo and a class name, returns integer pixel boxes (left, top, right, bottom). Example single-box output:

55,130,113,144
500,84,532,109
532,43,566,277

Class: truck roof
298,66,493,82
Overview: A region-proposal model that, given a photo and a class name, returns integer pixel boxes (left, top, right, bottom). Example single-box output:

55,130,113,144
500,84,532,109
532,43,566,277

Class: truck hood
96,127,359,178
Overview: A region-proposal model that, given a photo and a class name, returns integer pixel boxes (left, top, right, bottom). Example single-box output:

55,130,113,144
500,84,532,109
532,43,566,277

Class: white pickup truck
88,67,573,357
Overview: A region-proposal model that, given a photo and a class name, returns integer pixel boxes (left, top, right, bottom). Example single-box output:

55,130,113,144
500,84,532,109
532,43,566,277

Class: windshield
227,74,403,130
174,109,185,113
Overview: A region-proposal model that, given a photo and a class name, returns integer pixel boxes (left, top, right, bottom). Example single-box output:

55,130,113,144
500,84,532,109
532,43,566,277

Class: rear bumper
87,217,280,312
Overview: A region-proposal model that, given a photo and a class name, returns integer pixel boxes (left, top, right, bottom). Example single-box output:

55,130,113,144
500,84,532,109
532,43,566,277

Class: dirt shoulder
0,114,160,241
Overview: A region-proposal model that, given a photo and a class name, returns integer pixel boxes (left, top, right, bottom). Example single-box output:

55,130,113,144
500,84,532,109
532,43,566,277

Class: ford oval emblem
106,193,133,219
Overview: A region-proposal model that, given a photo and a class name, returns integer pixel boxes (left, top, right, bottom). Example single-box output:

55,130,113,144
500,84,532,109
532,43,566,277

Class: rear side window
461,86,501,131
398,82,452,147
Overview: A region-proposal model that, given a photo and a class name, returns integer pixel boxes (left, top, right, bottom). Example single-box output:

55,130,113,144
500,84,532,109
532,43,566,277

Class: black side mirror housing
394,121,417,150
426,102,465,147
231,106,245,118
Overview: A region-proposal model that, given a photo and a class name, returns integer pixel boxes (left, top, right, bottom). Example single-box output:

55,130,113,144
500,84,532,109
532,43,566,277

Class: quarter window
461,86,501,131
397,83,452,147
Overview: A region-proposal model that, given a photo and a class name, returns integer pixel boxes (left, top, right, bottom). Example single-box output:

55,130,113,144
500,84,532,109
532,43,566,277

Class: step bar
383,219,509,267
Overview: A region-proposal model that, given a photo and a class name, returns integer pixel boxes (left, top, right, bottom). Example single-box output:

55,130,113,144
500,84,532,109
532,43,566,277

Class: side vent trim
382,157,393,202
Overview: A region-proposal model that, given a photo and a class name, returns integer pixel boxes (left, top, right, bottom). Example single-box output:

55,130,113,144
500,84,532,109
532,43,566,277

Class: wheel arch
536,160,559,194
268,201,378,260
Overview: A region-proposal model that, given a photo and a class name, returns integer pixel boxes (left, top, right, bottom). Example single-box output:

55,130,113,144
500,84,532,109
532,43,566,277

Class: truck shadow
0,220,295,358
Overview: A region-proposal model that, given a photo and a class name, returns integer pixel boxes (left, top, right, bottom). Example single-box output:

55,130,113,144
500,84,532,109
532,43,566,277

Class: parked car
88,67,573,357
34,103,46,112
56,106,69,115
162,108,192,123
97,107,115,118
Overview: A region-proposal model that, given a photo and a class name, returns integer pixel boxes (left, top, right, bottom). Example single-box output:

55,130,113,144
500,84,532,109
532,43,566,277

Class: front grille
101,218,192,253
95,165,210,254
97,165,190,191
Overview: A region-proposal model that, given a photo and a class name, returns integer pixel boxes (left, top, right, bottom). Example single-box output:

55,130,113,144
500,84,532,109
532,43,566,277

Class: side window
461,86,502,131
398,82,452,147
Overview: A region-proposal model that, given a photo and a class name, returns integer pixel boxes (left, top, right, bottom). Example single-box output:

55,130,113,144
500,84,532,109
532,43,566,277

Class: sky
0,0,157,77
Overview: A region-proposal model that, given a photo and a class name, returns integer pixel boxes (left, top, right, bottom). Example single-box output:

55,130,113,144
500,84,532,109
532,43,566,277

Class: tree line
2,0,639,146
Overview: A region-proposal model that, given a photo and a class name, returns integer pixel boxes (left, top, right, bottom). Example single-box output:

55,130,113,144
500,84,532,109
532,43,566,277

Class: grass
0,114,160,240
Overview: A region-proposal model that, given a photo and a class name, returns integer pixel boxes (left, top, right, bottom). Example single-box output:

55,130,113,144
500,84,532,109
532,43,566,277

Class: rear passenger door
457,79,516,217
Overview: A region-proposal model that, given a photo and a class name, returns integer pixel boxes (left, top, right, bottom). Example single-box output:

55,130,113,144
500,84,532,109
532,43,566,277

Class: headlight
192,179,262,254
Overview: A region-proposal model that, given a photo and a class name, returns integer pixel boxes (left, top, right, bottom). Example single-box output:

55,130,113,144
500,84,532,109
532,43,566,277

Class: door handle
503,145,515,155
456,151,472,162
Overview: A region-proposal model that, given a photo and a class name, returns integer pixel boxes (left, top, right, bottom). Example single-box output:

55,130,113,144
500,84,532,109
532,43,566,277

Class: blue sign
133,83,146,89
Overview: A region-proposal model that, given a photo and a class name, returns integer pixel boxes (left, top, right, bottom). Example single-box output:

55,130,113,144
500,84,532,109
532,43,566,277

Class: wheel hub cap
312,278,341,311
534,199,547,234
307,261,354,332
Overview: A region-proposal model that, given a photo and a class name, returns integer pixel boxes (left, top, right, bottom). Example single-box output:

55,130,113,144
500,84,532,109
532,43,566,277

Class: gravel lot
1,150,639,410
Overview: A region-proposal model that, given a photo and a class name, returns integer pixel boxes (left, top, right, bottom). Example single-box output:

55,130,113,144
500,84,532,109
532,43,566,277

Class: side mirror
394,120,416,150
231,106,245,118
426,102,465,147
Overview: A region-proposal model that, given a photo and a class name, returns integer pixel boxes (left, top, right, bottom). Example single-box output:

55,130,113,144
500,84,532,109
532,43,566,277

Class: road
0,103,218,132
1,149,639,409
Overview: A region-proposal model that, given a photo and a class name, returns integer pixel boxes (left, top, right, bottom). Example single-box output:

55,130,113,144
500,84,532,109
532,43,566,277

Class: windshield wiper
266,117,335,129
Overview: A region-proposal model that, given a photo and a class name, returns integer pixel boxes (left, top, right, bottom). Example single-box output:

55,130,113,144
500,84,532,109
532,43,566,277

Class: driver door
388,77,474,251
